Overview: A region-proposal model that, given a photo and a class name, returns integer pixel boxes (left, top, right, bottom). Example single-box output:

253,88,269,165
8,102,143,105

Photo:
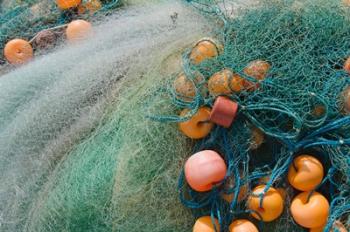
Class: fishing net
152,0,350,231
0,2,210,231
0,0,350,232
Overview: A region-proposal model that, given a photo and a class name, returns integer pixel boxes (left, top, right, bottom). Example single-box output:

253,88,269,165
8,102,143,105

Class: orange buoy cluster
287,155,331,230
3,19,92,65
193,216,259,232
176,38,269,140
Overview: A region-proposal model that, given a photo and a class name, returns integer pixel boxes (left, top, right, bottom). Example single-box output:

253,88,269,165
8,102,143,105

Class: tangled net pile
1,0,350,231
154,0,350,231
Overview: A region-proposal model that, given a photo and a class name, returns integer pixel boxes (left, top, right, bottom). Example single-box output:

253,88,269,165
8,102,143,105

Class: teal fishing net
153,0,350,231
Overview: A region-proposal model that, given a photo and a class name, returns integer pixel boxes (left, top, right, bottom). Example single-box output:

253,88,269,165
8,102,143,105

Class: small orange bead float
341,86,350,114
189,38,220,65
56,0,82,10
229,219,259,232
179,107,214,139
288,155,324,191
210,96,238,128
249,127,264,150
77,0,102,14
291,191,329,229
247,185,284,222
173,73,204,100
185,150,227,192
4,39,34,65
66,20,92,42
310,220,348,232
243,60,270,90
193,216,220,232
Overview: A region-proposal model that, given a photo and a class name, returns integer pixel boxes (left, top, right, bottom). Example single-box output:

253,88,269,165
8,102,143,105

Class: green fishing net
1,0,350,232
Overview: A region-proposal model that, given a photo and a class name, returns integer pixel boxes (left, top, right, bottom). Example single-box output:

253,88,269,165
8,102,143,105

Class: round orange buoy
173,73,204,100
209,96,238,128
249,127,264,150
243,60,270,90
189,38,220,65
229,219,259,232
247,185,284,222
208,69,233,96
193,216,220,232
4,39,33,65
208,69,245,96
185,150,227,192
291,191,329,228
56,0,81,10
66,20,92,42
288,155,324,191
230,73,246,92
341,86,350,114
179,107,214,139
77,0,102,14
309,220,348,232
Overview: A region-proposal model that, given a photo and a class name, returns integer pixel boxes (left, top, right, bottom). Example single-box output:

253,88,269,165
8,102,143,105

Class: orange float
291,191,329,228
243,60,270,90
229,219,259,232
173,73,204,100
185,150,227,192
209,96,238,128
189,38,220,65
193,216,220,232
288,155,324,191
66,20,92,42
341,86,350,114
179,107,214,139
208,69,233,96
208,69,245,96
310,220,347,232
247,185,284,222
249,127,264,150
4,39,33,65
77,0,102,14
56,0,81,10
